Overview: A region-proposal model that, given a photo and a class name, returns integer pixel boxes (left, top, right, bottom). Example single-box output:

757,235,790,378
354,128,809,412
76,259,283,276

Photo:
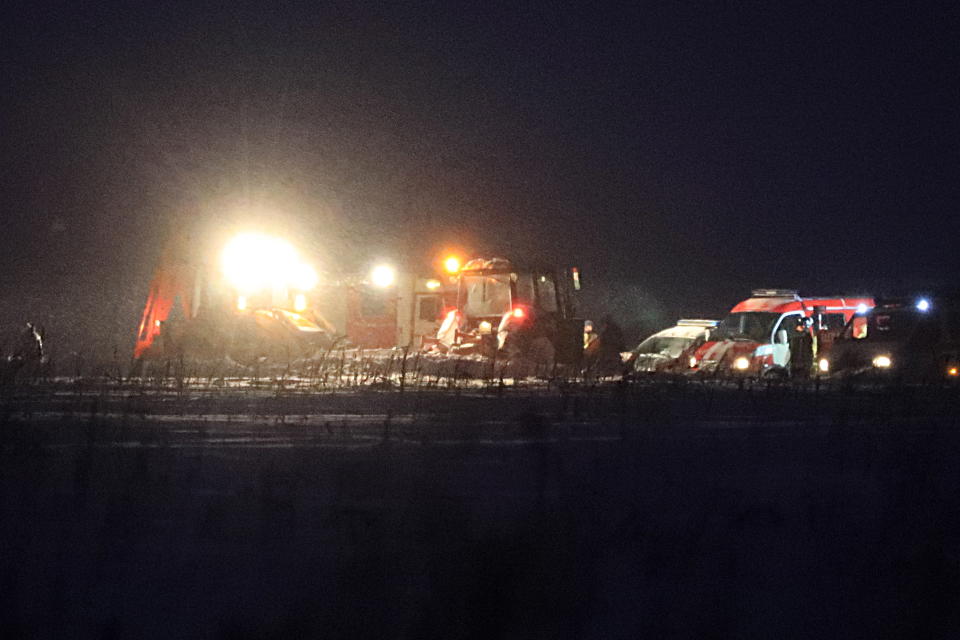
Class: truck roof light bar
751,289,800,298
677,319,720,327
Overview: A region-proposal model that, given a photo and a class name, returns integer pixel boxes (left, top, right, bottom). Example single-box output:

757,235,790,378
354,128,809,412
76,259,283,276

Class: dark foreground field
2,379,960,638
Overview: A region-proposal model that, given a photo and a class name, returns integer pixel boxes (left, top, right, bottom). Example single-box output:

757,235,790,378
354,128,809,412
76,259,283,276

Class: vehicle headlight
478,320,492,335
733,356,750,371
293,293,307,312
947,366,958,378
818,358,830,373
872,355,892,369
689,356,698,368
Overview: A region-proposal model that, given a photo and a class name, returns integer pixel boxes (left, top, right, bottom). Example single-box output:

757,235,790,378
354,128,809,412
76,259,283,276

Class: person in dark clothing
597,315,625,372
789,316,814,377
2,322,46,383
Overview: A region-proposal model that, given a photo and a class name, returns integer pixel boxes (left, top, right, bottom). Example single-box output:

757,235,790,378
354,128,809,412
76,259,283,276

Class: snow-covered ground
2,380,959,637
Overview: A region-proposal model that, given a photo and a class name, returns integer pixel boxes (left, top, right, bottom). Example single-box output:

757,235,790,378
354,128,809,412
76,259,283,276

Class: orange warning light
444,256,461,274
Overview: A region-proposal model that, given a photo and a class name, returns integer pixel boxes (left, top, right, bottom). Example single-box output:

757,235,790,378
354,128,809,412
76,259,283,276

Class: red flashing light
512,307,525,319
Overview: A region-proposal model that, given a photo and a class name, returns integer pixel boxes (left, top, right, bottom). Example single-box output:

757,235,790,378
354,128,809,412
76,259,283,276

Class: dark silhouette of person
597,315,625,372
790,317,813,377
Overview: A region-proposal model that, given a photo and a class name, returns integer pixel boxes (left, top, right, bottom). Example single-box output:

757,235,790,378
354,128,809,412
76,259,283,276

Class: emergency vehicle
689,290,874,377
309,272,447,350
820,295,960,382
623,319,718,374
435,257,584,365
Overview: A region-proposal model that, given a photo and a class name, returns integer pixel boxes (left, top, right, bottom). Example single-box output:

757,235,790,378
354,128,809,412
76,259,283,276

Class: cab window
849,315,868,339
817,313,846,331
874,312,921,339
536,274,558,312
774,314,804,339
460,273,512,317
515,273,535,304
418,295,440,321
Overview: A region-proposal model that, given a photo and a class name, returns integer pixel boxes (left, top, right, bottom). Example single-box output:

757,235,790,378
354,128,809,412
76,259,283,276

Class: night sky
2,1,958,356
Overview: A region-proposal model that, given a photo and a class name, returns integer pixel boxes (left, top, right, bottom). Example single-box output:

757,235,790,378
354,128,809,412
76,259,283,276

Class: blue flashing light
916,298,931,312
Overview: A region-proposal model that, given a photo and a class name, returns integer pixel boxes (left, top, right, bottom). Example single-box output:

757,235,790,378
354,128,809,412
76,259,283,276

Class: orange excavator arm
133,244,195,359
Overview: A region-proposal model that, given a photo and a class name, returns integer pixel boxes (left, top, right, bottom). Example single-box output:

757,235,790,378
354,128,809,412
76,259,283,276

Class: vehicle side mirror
776,329,788,345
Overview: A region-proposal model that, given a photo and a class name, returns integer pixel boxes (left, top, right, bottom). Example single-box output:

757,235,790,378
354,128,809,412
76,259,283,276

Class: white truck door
772,313,802,368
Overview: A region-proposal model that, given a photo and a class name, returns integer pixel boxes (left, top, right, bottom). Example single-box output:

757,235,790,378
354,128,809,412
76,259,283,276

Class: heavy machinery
134,231,335,365
435,257,584,366
134,229,450,367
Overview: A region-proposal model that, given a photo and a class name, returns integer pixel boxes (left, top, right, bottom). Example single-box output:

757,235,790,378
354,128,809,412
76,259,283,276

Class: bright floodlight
916,298,931,312
856,303,869,314
444,256,461,274
221,233,318,293
291,263,319,291
371,264,396,288
222,233,295,292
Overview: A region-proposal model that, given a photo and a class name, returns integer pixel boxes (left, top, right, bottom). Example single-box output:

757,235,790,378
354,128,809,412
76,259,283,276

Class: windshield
713,312,781,343
634,336,694,358
460,273,512,317
843,309,932,342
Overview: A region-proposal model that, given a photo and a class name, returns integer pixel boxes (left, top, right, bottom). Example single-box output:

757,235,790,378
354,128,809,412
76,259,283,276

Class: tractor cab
437,257,584,365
